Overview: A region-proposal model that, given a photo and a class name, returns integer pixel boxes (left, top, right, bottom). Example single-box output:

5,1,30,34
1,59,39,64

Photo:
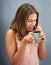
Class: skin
6,13,46,65
25,13,37,31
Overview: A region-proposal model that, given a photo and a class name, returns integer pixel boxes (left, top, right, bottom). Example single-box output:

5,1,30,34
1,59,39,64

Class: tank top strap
15,34,21,49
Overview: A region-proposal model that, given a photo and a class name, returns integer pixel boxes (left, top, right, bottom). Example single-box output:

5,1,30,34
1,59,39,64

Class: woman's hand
40,31,46,42
38,31,46,60
21,32,35,45
37,25,46,42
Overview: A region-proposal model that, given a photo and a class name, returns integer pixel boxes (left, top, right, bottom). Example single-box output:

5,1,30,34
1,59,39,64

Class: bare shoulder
5,29,16,42
6,29,15,38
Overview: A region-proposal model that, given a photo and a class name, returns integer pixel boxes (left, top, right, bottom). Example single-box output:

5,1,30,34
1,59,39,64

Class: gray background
0,0,51,65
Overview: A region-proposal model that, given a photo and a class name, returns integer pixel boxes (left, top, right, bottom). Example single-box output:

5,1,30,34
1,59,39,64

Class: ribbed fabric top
16,40,39,65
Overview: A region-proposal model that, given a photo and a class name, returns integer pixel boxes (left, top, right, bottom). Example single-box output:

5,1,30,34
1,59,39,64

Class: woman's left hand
40,31,46,42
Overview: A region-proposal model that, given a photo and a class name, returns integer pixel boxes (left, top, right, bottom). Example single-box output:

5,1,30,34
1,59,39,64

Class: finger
41,37,46,41
40,33,45,38
28,32,33,36
32,40,35,44
40,35,46,38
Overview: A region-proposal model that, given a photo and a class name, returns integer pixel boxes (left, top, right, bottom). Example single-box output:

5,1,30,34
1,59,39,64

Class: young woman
5,3,46,65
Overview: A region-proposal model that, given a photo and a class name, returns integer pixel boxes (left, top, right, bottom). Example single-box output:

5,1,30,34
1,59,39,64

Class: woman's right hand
21,32,35,45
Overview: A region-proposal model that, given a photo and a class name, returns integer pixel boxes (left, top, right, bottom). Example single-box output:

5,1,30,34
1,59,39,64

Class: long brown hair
10,3,39,40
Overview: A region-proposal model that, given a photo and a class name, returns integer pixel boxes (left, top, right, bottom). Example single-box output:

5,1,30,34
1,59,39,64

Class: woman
5,3,46,65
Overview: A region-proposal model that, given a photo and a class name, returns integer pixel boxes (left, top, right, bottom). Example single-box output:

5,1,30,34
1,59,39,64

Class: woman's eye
27,19,37,22
28,20,32,22
28,19,33,22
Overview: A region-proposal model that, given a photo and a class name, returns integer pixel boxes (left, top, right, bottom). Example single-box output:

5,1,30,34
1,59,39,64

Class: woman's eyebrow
28,19,37,21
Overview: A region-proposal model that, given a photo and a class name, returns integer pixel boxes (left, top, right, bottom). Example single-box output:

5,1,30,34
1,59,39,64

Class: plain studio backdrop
0,0,51,65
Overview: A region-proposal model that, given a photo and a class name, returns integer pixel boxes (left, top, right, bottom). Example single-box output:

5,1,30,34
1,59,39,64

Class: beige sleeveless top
16,40,39,65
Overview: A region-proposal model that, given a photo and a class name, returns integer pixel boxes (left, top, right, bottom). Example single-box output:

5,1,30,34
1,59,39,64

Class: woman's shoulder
6,29,16,39
6,29,15,35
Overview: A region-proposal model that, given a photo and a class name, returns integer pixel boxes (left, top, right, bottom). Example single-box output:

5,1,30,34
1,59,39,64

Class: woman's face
25,13,37,32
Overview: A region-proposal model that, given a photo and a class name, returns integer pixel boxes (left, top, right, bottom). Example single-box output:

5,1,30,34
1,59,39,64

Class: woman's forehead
28,13,37,20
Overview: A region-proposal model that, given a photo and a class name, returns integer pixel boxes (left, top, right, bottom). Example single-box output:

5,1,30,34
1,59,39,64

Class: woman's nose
32,21,36,26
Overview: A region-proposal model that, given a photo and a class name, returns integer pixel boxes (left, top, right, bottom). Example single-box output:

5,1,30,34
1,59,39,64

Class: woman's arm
37,26,46,61
38,41,46,60
5,29,27,65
